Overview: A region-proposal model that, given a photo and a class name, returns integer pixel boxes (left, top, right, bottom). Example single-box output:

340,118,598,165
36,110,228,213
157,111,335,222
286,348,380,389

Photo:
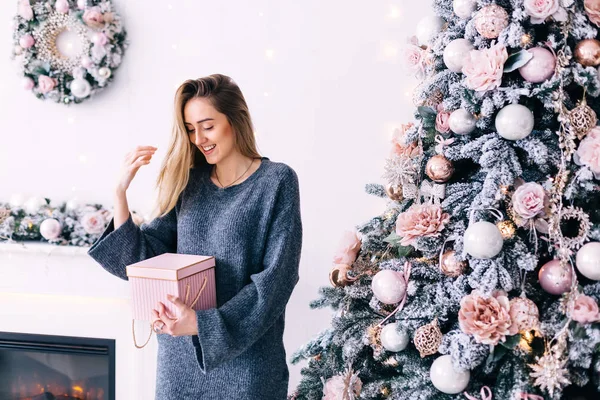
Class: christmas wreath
11,0,128,104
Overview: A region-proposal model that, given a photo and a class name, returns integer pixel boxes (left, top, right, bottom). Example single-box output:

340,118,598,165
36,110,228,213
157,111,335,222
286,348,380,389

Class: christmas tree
289,1,600,399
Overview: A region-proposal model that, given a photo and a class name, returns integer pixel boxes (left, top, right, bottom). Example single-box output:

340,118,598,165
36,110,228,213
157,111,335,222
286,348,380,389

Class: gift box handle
132,276,208,349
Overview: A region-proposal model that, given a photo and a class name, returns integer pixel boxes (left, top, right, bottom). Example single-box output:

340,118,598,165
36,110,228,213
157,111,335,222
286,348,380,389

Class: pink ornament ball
518,47,556,83
538,259,573,295
40,218,62,240
19,34,35,49
371,269,406,304
22,77,35,90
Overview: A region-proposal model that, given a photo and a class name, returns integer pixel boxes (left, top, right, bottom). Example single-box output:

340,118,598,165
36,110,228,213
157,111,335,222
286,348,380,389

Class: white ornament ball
24,196,47,215
464,221,504,259
380,323,409,352
98,67,112,79
443,39,474,73
416,16,445,46
430,355,471,394
66,198,80,211
70,78,92,98
9,193,26,208
449,109,477,135
371,269,406,305
576,242,600,281
40,218,62,240
495,104,534,141
453,0,477,19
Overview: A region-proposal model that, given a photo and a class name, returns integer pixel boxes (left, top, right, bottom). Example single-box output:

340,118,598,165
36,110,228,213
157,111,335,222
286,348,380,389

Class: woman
87,74,303,399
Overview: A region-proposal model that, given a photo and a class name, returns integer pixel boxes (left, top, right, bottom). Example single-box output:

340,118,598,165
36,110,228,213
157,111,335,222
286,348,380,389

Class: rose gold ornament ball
574,39,600,67
475,4,509,39
385,183,404,201
426,155,455,183
440,250,468,277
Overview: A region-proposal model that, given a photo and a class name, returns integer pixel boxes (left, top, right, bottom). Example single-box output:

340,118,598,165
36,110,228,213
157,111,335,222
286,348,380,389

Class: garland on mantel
0,195,145,247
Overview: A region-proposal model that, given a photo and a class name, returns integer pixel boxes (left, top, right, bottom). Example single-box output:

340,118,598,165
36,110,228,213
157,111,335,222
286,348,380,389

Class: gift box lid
126,253,215,281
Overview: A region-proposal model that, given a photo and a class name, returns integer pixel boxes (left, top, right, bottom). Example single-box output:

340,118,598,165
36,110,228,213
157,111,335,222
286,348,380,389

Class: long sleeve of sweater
191,168,303,373
87,199,179,281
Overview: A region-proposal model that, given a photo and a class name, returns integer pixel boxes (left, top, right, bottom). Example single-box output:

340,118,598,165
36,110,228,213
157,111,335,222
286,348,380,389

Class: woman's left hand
152,294,199,336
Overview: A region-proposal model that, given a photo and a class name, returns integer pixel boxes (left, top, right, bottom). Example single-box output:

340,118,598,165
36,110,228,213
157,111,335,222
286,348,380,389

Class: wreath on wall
0,195,146,247
11,0,128,104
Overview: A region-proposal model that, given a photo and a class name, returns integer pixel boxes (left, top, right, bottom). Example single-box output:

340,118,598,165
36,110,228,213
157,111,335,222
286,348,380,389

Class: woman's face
183,97,236,164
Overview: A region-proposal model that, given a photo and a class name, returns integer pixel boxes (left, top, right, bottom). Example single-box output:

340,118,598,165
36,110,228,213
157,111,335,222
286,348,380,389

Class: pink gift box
126,253,217,321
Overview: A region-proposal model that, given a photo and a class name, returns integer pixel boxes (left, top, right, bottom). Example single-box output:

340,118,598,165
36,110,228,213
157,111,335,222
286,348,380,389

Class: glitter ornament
574,39,600,67
568,98,597,140
538,259,573,295
415,16,445,46
0,208,11,225
329,264,357,287
440,250,468,277
372,269,406,304
430,355,471,394
495,104,534,141
464,221,504,259
496,220,516,239
453,0,477,19
384,183,403,201
474,4,509,39
528,335,571,397
509,297,540,332
448,109,477,135
425,155,454,183
380,323,409,352
443,39,474,73
576,242,600,281
518,47,556,83
413,318,443,358
40,218,62,240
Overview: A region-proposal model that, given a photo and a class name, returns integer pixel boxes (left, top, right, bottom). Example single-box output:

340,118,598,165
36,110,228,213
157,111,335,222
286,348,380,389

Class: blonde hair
151,74,261,219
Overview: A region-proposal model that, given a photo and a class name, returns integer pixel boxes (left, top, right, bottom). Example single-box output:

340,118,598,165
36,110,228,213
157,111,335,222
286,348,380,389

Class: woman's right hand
117,145,157,193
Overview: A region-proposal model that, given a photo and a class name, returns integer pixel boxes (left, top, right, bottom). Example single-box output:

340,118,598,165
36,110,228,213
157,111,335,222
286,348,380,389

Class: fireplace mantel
0,240,158,399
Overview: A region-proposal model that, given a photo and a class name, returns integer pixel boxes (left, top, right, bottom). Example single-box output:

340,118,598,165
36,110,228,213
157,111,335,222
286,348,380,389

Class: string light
388,5,401,19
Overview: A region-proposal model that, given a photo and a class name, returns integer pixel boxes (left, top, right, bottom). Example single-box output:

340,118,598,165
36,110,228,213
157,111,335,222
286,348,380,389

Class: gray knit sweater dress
87,157,303,399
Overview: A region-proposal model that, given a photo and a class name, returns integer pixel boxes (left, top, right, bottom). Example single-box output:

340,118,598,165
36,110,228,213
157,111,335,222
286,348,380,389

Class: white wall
0,0,432,394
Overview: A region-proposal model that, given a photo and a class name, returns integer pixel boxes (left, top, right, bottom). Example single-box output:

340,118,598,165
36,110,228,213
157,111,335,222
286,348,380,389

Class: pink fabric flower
37,75,57,94
512,182,547,220
462,42,508,92
572,294,600,324
83,7,105,29
19,34,35,49
403,44,425,71
332,230,362,265
322,374,362,400
391,123,421,158
55,0,70,14
585,0,600,26
524,0,562,24
395,204,450,246
18,0,33,21
81,211,107,235
435,103,451,134
459,290,512,345
576,126,600,177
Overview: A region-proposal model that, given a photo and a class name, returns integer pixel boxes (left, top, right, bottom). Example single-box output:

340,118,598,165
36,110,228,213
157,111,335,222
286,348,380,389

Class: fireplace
0,332,115,400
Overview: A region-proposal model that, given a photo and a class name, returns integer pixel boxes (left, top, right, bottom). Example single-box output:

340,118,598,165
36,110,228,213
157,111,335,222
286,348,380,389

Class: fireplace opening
0,332,115,400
